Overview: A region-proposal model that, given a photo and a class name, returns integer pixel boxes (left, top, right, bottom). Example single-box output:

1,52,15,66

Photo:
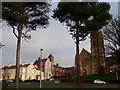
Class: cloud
1,2,118,68
2,18,90,67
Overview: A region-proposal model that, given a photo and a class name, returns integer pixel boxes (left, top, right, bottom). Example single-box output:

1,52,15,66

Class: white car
93,79,106,84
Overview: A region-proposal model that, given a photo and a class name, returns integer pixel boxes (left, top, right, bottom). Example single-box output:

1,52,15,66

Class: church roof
48,54,54,57
33,58,48,65
80,48,91,56
78,48,91,59
2,64,30,69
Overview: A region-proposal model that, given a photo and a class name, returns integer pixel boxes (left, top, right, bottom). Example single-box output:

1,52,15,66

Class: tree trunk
75,28,82,90
15,24,22,89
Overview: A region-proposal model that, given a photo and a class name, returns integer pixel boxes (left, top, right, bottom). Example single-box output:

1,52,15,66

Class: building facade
1,61,44,81
34,54,55,80
79,49,92,76
91,30,106,74
78,30,106,75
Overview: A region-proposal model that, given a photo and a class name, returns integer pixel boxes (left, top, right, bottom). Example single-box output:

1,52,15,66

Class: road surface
7,82,120,88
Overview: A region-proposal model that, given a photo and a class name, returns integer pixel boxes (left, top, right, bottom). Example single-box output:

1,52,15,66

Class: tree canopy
2,2,50,88
2,2,50,37
53,2,112,88
53,2,112,41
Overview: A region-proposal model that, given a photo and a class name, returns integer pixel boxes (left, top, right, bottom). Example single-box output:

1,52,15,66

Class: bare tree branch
103,16,120,65
10,24,18,38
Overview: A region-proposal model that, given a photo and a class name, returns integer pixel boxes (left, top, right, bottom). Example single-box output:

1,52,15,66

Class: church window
93,41,95,47
82,60,87,64
96,40,99,47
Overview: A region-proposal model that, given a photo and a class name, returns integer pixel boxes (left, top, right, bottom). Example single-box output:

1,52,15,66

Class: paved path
8,82,120,88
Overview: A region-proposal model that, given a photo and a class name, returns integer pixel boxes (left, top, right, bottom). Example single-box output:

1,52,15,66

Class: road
8,82,120,88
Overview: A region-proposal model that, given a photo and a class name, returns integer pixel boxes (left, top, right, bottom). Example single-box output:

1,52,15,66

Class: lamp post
0,42,5,48
40,49,43,88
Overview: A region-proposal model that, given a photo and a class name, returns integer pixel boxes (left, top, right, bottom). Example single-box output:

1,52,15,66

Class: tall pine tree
53,2,111,89
2,2,50,88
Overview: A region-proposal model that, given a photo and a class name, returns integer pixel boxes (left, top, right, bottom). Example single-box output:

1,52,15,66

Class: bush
81,72,120,83
60,77,75,82
60,72,120,83
46,79,50,81
98,66,105,75
51,75,66,79
24,80,31,82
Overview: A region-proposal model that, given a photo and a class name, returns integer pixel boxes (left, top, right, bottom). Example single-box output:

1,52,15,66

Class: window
82,60,86,64
22,75,25,79
32,76,34,79
93,41,95,47
22,69,25,72
33,70,35,74
96,40,99,47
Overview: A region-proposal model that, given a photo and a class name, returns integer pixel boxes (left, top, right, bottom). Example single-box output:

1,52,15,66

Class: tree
103,17,120,66
2,2,50,88
53,2,111,89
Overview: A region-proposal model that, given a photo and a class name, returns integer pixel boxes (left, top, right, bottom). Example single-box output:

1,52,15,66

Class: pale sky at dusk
0,1,119,68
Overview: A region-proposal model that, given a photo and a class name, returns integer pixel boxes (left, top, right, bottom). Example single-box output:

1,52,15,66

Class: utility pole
40,49,43,88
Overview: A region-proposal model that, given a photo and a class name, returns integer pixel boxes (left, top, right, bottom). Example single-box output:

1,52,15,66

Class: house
0,69,3,81
106,57,120,73
1,61,44,81
54,64,65,76
54,63,74,77
33,54,55,79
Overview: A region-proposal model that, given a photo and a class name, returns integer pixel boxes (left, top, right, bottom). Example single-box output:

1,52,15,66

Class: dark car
24,79,40,82
30,79,40,82
0,81,8,88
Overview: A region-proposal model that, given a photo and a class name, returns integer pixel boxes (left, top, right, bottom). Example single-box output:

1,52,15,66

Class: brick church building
79,30,107,76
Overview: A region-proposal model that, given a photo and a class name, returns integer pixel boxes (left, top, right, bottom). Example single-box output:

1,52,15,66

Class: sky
0,1,119,68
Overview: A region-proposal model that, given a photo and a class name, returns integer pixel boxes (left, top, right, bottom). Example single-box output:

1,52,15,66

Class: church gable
79,48,92,76
79,48,91,61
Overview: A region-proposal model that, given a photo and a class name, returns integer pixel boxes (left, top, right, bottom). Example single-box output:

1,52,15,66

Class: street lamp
0,42,5,48
40,49,43,88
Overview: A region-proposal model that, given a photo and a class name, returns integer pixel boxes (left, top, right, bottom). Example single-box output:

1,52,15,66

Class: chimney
8,63,12,67
56,63,59,67
48,54,54,62
22,61,26,65
30,60,33,65
37,57,41,69
2,64,6,68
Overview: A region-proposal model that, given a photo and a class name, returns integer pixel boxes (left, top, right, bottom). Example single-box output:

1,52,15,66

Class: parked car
93,79,106,84
0,81,8,88
24,80,31,82
30,79,40,82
